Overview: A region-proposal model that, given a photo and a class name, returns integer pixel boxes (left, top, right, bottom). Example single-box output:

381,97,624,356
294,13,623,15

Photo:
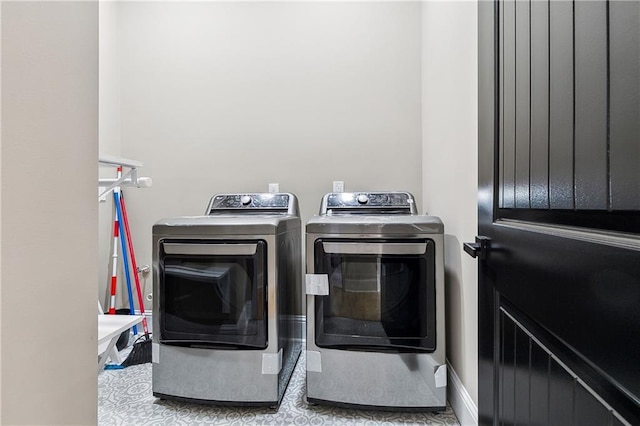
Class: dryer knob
241,195,252,205
357,194,369,204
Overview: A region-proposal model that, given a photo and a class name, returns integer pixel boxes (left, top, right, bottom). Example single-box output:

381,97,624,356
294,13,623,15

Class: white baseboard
447,360,478,426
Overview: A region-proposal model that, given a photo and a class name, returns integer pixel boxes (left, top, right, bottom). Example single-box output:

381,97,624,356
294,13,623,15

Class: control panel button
241,195,252,206
357,194,369,204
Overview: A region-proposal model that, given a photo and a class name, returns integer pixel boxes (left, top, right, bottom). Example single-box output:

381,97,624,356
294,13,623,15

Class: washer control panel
206,193,297,215
322,192,417,215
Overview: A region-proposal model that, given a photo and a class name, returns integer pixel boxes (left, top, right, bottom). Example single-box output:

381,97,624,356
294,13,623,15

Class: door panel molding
499,306,632,426
495,219,640,252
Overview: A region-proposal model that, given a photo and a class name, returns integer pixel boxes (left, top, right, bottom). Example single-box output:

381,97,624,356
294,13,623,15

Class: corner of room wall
0,0,3,415
98,0,125,310
99,0,121,155
421,1,479,424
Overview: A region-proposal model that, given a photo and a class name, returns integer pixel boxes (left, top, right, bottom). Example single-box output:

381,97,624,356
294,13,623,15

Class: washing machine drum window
158,240,268,349
313,238,437,352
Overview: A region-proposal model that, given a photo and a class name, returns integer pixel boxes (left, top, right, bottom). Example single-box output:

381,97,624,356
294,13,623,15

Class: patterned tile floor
99,351,460,425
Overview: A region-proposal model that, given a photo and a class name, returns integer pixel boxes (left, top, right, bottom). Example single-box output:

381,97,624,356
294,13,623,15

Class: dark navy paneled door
477,0,640,424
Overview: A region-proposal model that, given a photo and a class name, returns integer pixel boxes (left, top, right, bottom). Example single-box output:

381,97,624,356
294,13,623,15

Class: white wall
0,1,478,423
1,2,98,424
98,0,125,310
0,1,3,416
99,1,424,311
96,2,480,422
422,0,479,412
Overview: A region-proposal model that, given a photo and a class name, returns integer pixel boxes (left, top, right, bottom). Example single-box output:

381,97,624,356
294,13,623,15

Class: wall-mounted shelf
98,154,152,199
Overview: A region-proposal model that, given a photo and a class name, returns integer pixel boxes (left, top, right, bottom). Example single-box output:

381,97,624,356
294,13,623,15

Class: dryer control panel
206,193,298,215
321,192,417,215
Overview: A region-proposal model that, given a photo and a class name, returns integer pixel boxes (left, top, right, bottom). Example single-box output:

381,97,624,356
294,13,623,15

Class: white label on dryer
306,350,322,372
262,349,283,374
152,343,160,364
434,364,448,388
305,274,329,296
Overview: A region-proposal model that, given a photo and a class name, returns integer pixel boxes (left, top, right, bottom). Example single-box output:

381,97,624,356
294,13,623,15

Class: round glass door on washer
152,193,303,407
305,192,446,411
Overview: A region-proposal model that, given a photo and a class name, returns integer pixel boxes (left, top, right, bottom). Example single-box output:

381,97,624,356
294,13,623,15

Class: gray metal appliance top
205,193,299,216
308,192,443,235
153,193,300,236
320,192,418,215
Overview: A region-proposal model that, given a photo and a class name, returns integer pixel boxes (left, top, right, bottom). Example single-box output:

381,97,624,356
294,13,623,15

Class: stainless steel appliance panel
305,193,447,410
305,349,445,408
306,227,446,409
152,193,302,407
153,344,278,403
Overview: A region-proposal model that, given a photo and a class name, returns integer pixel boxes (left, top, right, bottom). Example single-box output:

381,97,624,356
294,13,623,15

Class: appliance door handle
162,243,258,256
322,242,427,255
